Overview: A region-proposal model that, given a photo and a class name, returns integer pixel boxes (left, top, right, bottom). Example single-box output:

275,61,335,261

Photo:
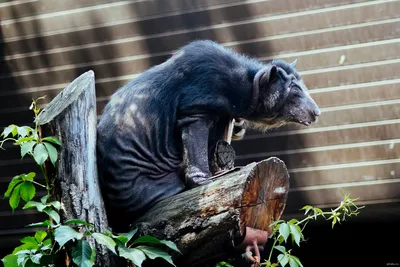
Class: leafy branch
1,97,180,267
261,190,363,267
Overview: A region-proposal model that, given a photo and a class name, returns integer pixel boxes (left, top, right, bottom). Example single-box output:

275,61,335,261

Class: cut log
36,71,114,266
134,157,290,267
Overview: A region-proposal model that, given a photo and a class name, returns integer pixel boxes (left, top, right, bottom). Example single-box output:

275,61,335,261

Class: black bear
97,40,320,231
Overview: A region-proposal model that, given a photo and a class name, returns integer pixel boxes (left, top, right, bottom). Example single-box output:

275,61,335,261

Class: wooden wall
1,0,399,259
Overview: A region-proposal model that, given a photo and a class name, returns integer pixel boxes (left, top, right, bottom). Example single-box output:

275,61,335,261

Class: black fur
97,40,320,231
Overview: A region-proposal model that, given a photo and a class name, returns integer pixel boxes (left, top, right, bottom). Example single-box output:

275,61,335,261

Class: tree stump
36,71,114,266
134,157,290,266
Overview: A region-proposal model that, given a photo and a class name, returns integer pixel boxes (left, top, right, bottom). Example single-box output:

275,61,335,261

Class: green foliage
71,240,95,267
260,190,363,267
216,190,363,267
1,97,180,267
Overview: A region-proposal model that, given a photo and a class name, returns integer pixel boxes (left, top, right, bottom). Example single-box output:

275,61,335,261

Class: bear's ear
259,65,278,86
290,59,297,68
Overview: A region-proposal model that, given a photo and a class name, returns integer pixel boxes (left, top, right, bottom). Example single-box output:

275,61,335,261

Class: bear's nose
313,108,321,117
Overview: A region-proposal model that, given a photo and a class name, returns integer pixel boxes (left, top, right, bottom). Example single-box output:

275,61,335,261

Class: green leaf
12,243,35,254
72,240,95,267
115,228,137,245
20,236,39,249
274,245,286,253
300,205,313,215
289,224,301,247
290,256,303,267
331,216,337,229
21,141,36,159
132,235,161,245
26,220,50,228
11,126,18,137
279,223,290,242
16,254,29,267
19,182,36,202
54,226,83,248
30,253,43,264
137,245,176,266
43,207,60,224
92,233,117,255
34,231,47,243
269,220,284,228
278,235,285,245
43,142,58,166
50,201,61,211
289,256,299,267
23,201,46,212
15,249,30,256
1,254,18,267
313,208,324,219
2,125,17,138
43,238,52,247
278,254,289,267
160,240,181,254
65,219,94,227
4,175,23,197
118,246,146,267
33,143,48,165
41,194,51,204
17,127,29,138
9,183,22,211
24,172,36,181
15,136,36,145
42,136,61,146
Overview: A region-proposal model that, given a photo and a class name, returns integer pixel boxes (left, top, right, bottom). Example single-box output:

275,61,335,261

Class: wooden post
134,157,290,267
36,71,114,266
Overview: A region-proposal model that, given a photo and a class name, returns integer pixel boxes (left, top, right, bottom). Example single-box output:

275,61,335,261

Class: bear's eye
291,86,301,97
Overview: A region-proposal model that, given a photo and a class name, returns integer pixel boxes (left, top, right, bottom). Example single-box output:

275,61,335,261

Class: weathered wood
36,71,113,266
134,157,290,267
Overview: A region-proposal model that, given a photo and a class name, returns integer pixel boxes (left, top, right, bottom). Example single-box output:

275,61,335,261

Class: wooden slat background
1,0,399,261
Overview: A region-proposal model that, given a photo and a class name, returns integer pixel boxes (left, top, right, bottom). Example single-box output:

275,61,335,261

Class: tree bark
134,157,290,267
36,71,114,266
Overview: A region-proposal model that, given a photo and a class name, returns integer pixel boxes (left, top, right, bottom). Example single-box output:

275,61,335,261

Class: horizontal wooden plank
289,161,400,187
1,38,399,101
236,140,400,168
275,38,400,71
0,25,398,111
0,209,46,229
0,0,241,35
285,180,400,211
315,100,400,128
302,59,400,89
0,0,121,20
2,14,399,77
0,161,37,178
233,122,400,156
1,0,370,39
310,80,400,108
3,0,396,57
